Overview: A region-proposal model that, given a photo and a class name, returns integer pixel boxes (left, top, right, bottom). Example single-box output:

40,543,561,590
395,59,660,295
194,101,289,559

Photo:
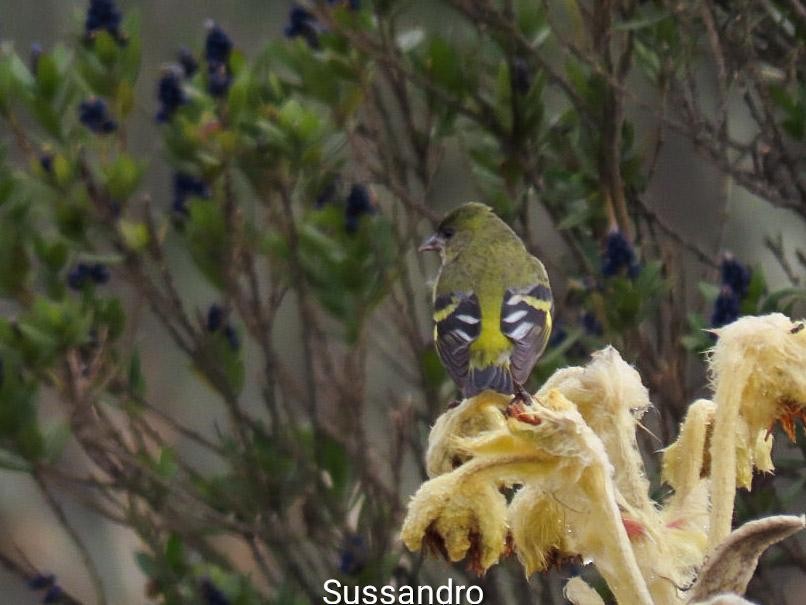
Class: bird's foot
504,399,541,425
505,383,535,418
508,382,533,407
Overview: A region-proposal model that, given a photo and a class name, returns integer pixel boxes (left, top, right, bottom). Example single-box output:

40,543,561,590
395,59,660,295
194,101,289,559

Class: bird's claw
508,382,533,406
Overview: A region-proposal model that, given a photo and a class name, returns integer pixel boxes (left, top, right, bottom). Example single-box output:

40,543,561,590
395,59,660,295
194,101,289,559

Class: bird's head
419,202,495,261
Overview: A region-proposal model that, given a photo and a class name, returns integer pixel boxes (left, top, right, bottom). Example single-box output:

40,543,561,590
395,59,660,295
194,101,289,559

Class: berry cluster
315,181,376,233
67,262,110,291
199,577,230,605
177,47,198,78
207,305,240,351
204,21,233,97
338,533,368,575
284,1,360,48
172,172,210,219
601,230,641,279
345,184,375,233
28,573,63,603
84,0,125,44
39,151,53,174
710,254,752,327
155,66,187,123
511,57,532,95
78,98,117,134
284,6,321,49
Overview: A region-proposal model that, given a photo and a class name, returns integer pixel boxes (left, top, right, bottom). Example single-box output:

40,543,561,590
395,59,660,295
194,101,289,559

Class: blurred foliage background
0,0,804,603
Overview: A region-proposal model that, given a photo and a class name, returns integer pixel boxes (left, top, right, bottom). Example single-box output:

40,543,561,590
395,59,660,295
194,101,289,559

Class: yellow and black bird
419,202,553,399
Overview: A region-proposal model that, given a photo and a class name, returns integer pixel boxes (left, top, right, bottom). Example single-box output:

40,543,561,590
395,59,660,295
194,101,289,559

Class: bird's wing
500,283,553,385
433,291,481,390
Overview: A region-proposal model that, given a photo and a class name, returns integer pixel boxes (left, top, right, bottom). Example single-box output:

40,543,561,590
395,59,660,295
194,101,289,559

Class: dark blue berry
39,153,53,174
223,325,240,351
42,585,63,604
582,311,603,336
201,22,233,97
711,286,740,328
344,184,374,233
601,230,640,279
178,47,198,77
172,172,209,216
84,0,124,43
284,6,321,49
67,264,91,290
30,43,43,74
156,67,186,123
511,57,532,95
28,574,55,590
89,263,110,284
206,62,232,98
720,254,751,299
78,98,117,134
200,578,230,605
207,304,224,332
338,533,368,575
204,22,232,65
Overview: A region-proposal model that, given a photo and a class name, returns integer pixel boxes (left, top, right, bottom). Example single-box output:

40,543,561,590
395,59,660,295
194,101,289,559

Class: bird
419,202,553,399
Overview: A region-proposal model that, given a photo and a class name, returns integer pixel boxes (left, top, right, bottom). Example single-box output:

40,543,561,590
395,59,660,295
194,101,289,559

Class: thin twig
33,469,108,605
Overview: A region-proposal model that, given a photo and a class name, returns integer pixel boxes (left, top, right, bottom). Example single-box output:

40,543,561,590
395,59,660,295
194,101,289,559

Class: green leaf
760,287,806,313
129,351,146,400
95,297,126,340
557,199,595,230
34,52,60,100
103,154,144,200
681,332,712,353
8,51,35,88
740,266,767,314
164,533,185,573
186,199,229,289
93,31,119,66
43,423,71,463
697,282,721,303
319,435,350,499
515,0,548,43
0,448,33,472
614,9,671,31
0,221,30,296
425,37,465,95
135,552,159,578
197,327,245,397
156,448,178,480
119,220,149,251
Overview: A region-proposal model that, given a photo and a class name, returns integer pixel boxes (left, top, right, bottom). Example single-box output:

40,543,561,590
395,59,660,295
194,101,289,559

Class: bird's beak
418,233,444,253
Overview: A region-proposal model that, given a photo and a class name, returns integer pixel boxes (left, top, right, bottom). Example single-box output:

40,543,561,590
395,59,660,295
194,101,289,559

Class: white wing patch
503,309,528,323
508,321,535,341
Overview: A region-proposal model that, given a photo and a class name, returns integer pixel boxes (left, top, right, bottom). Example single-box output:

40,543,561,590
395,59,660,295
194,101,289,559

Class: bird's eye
441,227,455,239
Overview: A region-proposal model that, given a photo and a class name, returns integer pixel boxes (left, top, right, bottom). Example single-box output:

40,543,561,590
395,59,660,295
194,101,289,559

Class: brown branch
33,469,107,605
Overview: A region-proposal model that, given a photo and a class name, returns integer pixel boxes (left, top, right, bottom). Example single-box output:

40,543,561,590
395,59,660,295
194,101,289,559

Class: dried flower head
707,313,806,547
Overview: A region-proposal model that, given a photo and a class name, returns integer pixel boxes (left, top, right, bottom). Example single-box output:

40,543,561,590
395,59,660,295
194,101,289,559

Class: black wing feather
434,292,481,394
500,284,552,385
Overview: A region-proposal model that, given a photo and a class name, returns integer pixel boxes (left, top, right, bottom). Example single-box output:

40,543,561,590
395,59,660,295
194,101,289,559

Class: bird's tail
463,365,514,398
